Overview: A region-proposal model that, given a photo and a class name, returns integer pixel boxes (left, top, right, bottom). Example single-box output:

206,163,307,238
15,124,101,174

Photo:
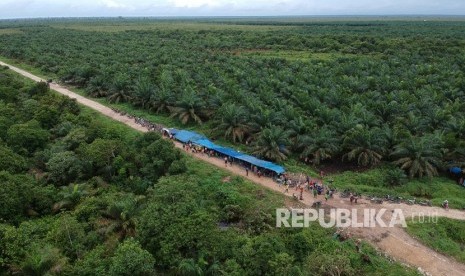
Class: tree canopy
0,19,463,176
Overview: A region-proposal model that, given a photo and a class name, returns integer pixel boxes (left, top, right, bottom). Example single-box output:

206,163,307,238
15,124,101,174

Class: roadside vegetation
407,217,465,264
0,67,420,275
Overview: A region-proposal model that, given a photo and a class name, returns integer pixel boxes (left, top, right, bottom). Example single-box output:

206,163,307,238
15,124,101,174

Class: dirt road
2,60,465,276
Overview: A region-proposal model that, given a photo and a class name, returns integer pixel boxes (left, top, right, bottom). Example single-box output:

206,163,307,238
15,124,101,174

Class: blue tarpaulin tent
212,146,242,158
236,154,286,174
194,139,218,149
170,128,285,174
450,167,462,175
171,130,206,143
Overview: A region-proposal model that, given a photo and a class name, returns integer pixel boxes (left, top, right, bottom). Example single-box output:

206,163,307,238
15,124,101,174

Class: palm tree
21,245,67,276
287,116,314,149
333,113,359,134
99,198,137,240
178,259,203,276
373,100,400,123
385,167,408,186
87,74,110,98
348,102,381,127
132,77,155,109
252,127,290,162
214,104,250,143
342,126,387,167
206,259,221,276
445,116,465,139
150,88,174,114
107,74,132,104
298,128,340,165
168,88,206,125
396,111,430,136
248,107,281,138
449,146,465,167
53,183,88,212
391,134,444,178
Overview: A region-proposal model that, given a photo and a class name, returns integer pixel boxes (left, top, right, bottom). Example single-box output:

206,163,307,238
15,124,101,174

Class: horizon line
1,14,465,20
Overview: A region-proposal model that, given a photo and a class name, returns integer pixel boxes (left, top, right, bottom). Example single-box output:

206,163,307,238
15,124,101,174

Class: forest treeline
0,20,464,179
0,67,420,275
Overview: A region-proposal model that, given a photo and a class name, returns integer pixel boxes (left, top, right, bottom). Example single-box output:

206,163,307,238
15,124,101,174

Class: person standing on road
443,200,449,210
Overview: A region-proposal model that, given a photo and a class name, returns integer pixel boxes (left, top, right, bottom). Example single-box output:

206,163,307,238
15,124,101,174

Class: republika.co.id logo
276,208,438,228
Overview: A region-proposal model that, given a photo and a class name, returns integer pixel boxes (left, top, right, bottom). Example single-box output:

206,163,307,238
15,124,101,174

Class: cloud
170,0,221,8
100,0,131,9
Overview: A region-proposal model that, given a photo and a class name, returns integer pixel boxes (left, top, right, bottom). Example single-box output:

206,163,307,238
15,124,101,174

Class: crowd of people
277,173,336,203
182,141,215,157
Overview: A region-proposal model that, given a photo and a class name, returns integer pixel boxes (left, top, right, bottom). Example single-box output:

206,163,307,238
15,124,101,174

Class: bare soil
3,60,465,276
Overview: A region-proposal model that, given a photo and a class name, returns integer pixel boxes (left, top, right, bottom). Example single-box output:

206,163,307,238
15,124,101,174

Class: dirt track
2,60,465,276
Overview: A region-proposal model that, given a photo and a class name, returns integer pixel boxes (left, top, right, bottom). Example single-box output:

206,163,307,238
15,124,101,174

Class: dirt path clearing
2,60,465,276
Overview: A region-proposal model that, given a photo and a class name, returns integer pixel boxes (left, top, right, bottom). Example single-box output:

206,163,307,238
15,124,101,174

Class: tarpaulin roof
450,167,462,175
235,154,285,174
171,128,285,174
194,138,217,149
212,146,243,158
171,129,206,143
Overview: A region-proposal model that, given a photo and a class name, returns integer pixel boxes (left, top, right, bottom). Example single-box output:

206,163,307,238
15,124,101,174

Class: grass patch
79,105,140,142
239,50,349,61
330,168,465,208
407,217,465,264
237,49,381,61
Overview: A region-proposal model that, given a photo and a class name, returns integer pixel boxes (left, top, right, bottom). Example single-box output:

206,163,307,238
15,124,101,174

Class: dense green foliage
407,217,465,264
0,67,419,275
1,18,464,177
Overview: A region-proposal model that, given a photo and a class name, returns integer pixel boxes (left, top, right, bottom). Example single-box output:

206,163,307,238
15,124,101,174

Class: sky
0,0,464,19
